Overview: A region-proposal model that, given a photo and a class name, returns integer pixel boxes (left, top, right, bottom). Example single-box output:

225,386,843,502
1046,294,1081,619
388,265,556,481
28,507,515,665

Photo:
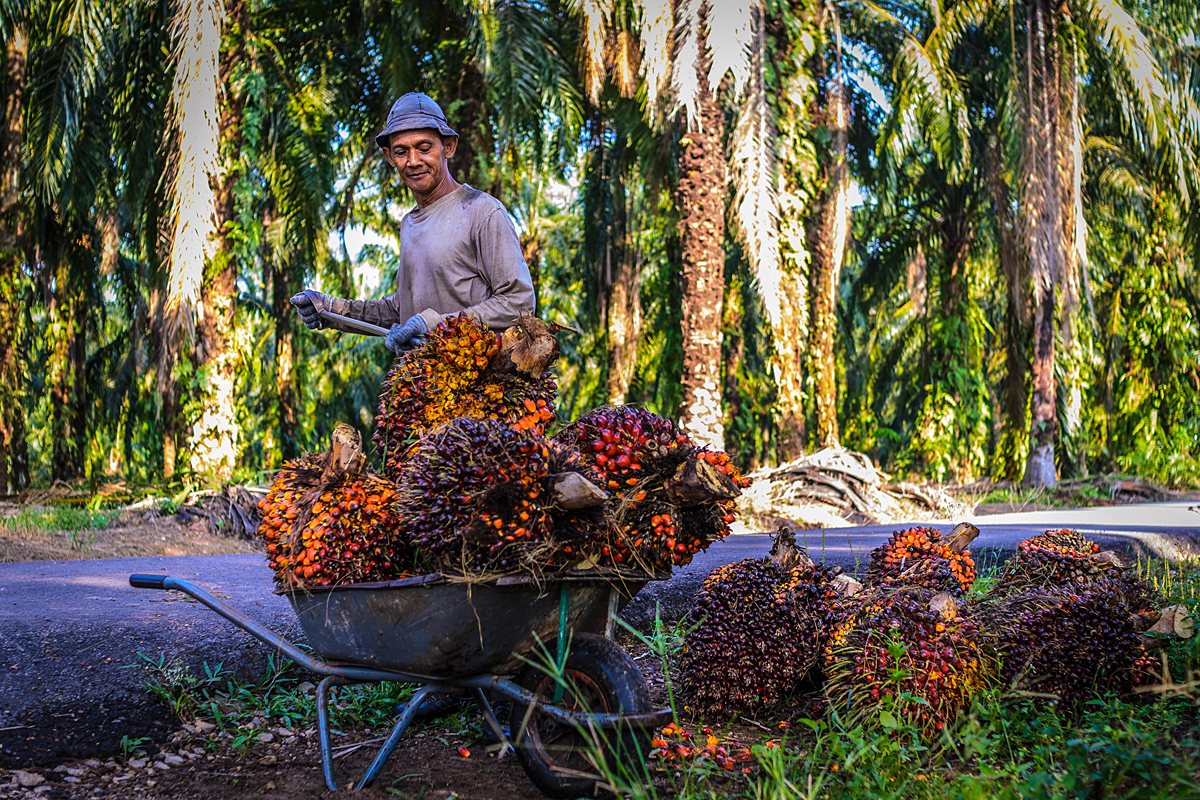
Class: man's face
383,129,458,196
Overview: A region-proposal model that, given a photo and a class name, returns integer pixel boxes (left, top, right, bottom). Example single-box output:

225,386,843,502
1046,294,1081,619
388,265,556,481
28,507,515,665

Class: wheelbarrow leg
470,687,512,759
317,676,349,792
355,684,437,790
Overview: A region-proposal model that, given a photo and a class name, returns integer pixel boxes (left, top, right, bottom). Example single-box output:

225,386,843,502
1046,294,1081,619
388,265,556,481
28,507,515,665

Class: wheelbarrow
129,570,672,797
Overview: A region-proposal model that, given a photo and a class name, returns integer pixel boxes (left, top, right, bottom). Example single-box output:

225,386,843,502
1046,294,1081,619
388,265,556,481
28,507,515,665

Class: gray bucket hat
375,92,458,149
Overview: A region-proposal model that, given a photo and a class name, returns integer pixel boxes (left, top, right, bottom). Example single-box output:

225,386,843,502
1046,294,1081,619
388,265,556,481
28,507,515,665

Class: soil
0,507,261,563
0,640,768,800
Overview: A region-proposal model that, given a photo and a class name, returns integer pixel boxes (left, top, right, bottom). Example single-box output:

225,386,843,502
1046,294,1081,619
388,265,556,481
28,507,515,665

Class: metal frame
130,575,670,791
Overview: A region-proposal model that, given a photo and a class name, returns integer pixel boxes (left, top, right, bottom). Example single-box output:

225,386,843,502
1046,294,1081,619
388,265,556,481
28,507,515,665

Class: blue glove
386,314,429,354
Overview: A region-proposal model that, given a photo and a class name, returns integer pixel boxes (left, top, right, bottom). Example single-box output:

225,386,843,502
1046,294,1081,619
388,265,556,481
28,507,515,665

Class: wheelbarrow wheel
511,632,652,798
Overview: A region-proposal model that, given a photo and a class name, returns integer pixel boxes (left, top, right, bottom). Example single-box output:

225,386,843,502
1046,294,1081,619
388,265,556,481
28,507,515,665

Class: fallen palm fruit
374,314,557,475
678,551,839,718
823,588,991,739
553,405,746,569
866,524,979,595
968,579,1143,707
649,722,753,771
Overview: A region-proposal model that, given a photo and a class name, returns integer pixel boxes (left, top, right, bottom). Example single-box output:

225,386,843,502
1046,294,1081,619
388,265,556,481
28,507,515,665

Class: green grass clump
1,505,120,532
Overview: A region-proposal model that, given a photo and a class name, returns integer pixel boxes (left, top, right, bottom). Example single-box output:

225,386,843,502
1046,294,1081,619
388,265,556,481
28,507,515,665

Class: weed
119,734,149,760
0,505,119,533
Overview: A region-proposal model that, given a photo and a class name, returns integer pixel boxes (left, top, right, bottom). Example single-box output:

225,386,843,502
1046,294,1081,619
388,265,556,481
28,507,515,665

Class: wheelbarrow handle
126,574,415,684
130,574,168,590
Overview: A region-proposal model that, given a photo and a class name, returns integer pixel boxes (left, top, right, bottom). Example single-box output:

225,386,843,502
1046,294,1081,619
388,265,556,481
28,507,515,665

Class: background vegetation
1,0,1198,495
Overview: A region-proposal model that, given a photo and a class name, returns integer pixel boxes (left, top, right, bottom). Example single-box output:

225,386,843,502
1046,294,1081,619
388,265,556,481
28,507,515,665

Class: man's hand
290,290,331,330
385,315,429,354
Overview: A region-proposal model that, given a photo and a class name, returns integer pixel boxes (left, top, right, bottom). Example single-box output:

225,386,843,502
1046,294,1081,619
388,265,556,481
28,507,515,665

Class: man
291,93,535,352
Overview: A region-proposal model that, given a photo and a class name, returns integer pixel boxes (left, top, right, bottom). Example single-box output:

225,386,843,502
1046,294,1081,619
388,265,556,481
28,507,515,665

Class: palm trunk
606,181,641,405
773,267,808,460
451,62,492,190
192,0,246,479
722,280,748,463
165,0,224,476
987,129,1028,480
808,31,849,449
1021,0,1064,487
0,28,26,493
1057,18,1086,478
264,204,298,463
676,78,726,449
51,287,77,480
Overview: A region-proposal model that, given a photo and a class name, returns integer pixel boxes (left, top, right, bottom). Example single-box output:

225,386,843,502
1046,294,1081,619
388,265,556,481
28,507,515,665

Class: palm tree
161,0,224,477
0,18,28,492
884,0,1193,486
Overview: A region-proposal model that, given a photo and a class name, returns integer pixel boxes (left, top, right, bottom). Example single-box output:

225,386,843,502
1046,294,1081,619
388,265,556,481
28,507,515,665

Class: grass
0,505,123,556
137,651,486,760
0,505,121,533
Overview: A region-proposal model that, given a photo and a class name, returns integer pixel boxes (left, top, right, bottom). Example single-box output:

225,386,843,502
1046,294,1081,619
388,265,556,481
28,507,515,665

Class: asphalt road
2,501,1197,767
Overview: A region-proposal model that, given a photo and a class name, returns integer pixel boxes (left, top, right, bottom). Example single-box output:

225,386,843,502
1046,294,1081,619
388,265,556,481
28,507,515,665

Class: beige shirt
330,185,535,332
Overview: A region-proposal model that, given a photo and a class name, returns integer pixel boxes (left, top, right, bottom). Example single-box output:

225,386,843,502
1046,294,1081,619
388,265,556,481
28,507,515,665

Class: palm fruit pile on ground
677,524,1192,730
374,314,556,474
678,557,820,717
553,405,748,570
823,588,990,738
678,531,845,718
648,722,754,772
866,525,978,595
258,427,408,590
967,579,1142,707
967,528,1190,708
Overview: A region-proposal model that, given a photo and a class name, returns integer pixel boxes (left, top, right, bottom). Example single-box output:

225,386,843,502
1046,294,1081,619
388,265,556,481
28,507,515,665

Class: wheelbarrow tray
286,571,653,678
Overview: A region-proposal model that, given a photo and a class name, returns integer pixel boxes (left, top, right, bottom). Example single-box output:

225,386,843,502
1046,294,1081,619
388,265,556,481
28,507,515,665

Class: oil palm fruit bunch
971,580,1141,707
258,457,408,590
824,588,990,739
993,529,1115,594
678,556,835,717
553,406,743,569
394,416,605,574
259,453,326,585
374,315,556,475
287,474,407,589
866,524,979,595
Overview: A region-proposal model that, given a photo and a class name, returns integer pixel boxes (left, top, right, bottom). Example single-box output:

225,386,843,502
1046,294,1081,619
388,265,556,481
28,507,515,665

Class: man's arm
415,207,535,332
291,290,408,333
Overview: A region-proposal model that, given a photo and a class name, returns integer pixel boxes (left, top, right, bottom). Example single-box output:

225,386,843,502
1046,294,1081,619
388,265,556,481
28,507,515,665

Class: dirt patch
0,508,261,563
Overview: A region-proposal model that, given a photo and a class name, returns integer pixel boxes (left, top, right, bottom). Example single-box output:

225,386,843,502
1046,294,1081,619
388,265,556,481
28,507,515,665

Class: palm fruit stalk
393,417,606,575
967,579,1144,707
553,406,746,570
374,314,557,475
823,588,990,739
258,425,409,590
679,532,841,718
866,523,979,595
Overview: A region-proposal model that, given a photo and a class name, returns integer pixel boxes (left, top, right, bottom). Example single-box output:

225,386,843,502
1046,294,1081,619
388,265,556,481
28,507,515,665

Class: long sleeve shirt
327,185,535,333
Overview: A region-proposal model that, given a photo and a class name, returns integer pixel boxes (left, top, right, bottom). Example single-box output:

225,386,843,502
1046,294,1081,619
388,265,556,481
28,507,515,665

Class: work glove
290,290,331,330
386,314,429,354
